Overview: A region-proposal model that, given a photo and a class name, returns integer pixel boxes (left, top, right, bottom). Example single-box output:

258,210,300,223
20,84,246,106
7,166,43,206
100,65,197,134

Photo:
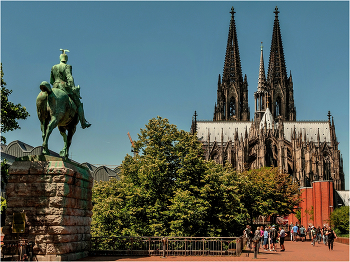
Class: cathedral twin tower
193,6,345,227
192,6,344,193
213,6,296,123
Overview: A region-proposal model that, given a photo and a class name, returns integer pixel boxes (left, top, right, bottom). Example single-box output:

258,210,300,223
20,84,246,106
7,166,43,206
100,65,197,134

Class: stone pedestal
2,155,93,261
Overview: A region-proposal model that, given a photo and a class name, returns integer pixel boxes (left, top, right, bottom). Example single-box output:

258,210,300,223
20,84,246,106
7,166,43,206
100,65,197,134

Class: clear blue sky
1,1,349,189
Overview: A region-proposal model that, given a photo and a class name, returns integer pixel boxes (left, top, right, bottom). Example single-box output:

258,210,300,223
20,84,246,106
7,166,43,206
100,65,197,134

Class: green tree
1,196,6,225
92,117,241,237
91,117,302,238
91,178,127,237
1,159,10,190
121,116,207,236
1,63,29,143
236,167,301,225
1,159,10,225
295,209,301,223
305,206,314,223
329,206,349,234
1,197,6,214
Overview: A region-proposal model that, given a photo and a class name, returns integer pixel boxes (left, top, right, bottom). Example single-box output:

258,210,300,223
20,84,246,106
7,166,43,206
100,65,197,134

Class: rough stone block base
3,155,93,261
36,251,89,261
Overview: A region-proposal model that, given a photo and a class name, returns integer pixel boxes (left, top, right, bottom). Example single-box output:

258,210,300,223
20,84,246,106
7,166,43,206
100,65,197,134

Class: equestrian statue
36,49,91,159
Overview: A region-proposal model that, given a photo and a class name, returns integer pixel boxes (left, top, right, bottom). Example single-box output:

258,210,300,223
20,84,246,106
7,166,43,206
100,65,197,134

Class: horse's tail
40,81,52,94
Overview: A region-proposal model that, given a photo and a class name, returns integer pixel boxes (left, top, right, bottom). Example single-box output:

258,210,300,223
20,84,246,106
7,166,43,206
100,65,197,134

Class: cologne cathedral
191,7,345,227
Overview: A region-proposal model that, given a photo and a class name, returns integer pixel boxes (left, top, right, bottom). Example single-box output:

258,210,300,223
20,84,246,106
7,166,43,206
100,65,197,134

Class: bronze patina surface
36,50,91,160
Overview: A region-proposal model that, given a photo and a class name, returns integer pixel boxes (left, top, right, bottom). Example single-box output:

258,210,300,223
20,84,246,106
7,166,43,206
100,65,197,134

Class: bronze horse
36,81,78,159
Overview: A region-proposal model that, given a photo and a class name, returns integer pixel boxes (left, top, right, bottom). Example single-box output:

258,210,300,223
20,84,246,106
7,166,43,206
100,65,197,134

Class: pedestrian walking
292,224,299,242
311,226,317,246
307,225,311,241
243,225,253,250
322,225,328,245
290,223,293,241
270,225,278,251
326,227,337,250
278,226,285,252
260,226,264,248
253,227,261,250
299,225,306,242
317,226,322,244
263,227,269,251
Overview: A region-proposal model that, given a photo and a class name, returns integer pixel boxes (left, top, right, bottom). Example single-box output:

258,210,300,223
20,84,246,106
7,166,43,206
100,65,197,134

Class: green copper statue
51,49,91,129
36,49,91,159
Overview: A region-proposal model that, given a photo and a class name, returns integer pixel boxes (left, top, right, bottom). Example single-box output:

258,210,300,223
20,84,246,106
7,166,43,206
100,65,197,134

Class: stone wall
2,155,93,261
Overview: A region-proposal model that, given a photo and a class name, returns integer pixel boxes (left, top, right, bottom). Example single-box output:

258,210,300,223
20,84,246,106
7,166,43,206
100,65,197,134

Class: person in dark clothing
299,225,306,242
244,225,253,249
278,227,286,252
326,227,337,250
316,226,322,243
270,225,278,251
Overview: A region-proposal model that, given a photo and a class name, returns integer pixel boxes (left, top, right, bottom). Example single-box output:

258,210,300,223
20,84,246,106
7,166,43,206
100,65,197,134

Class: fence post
131,237,133,256
221,238,223,255
202,239,205,255
236,237,242,256
162,237,166,258
253,240,258,259
28,241,33,261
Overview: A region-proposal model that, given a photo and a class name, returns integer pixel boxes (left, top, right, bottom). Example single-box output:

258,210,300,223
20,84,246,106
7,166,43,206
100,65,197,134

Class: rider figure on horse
50,49,91,129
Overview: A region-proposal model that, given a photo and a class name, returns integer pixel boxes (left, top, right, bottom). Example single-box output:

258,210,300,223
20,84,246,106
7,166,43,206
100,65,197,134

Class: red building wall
286,181,333,228
300,187,313,227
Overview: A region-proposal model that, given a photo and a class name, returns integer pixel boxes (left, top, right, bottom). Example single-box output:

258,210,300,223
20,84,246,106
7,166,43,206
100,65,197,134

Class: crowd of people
289,223,338,250
243,223,338,253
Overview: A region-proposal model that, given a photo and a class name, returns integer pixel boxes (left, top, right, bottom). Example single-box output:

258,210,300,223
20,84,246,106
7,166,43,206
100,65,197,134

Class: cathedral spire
258,42,266,91
214,7,249,122
254,42,269,123
222,7,243,85
267,6,287,86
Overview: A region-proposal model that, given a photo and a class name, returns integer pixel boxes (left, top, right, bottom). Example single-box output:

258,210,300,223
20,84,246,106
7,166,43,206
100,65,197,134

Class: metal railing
90,236,244,257
1,239,34,261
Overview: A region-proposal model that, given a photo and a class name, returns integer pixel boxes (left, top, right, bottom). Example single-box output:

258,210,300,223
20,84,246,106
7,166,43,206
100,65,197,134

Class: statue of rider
50,49,91,129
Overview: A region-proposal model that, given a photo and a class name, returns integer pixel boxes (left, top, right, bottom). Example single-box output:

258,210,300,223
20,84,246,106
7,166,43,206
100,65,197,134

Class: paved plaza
79,239,349,261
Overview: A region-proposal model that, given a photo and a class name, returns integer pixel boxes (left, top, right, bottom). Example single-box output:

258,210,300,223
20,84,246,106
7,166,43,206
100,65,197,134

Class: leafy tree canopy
236,167,301,224
329,205,349,234
1,63,29,143
92,117,301,238
1,159,10,225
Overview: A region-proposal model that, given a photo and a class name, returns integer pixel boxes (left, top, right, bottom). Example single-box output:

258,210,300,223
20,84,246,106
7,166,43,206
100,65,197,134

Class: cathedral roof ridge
197,120,252,123
284,120,328,123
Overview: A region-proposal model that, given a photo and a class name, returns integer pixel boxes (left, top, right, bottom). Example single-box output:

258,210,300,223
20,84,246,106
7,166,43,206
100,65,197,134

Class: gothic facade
191,7,345,194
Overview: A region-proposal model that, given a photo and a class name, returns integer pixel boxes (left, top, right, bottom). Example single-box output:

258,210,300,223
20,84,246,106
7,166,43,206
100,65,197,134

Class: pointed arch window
275,97,281,116
229,97,236,118
323,155,331,180
223,101,226,119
